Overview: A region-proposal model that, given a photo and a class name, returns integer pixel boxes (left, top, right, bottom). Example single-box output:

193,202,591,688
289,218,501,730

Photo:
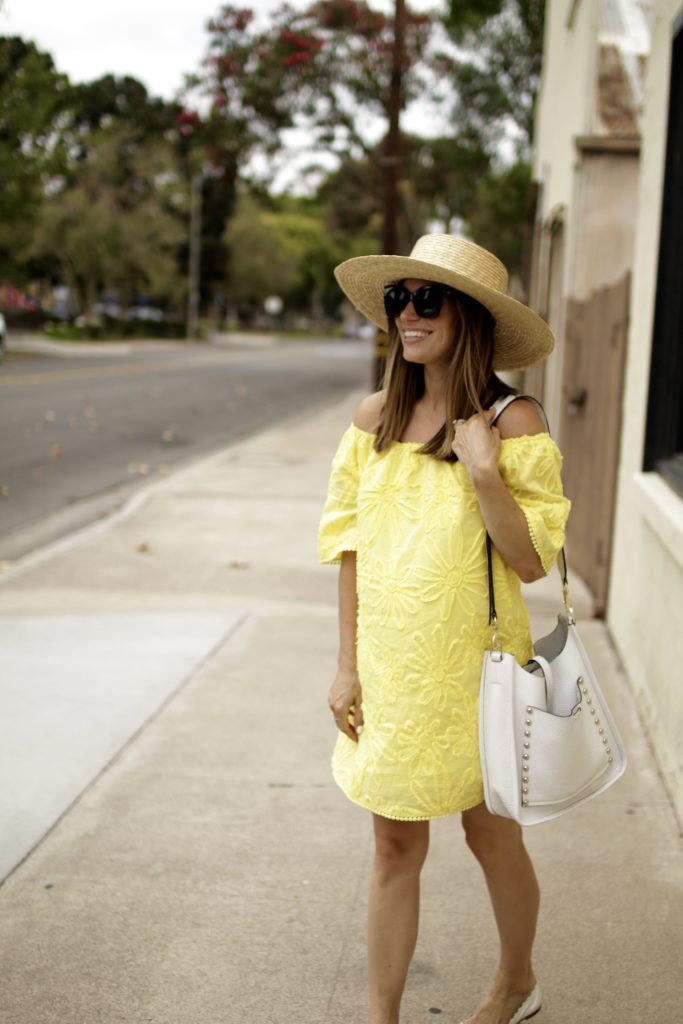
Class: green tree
315,154,383,240
186,1,546,310
0,37,71,280
443,0,545,159
437,0,546,279
223,192,296,315
70,74,180,141
264,195,366,315
196,2,433,163
410,134,492,234
32,127,186,316
224,189,380,320
186,0,435,301
465,161,533,280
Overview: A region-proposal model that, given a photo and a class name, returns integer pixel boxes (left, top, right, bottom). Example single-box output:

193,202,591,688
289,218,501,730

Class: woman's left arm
452,402,546,584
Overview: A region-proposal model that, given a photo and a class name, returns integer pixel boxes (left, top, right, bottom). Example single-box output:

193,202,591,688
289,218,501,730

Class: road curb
0,387,365,587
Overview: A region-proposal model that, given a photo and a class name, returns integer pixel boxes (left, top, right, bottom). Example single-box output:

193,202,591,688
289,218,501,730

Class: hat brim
334,254,554,372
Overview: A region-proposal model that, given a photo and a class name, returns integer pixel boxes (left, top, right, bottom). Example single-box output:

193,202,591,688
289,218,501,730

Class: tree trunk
375,0,406,388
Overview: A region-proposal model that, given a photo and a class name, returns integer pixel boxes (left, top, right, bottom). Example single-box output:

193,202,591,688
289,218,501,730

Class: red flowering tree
179,2,436,307
187,1,433,175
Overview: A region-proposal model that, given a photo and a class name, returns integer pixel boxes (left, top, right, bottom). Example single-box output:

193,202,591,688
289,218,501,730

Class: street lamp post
187,170,202,340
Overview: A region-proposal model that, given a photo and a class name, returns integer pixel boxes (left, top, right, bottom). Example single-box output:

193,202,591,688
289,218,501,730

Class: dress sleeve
497,434,571,575
318,425,364,565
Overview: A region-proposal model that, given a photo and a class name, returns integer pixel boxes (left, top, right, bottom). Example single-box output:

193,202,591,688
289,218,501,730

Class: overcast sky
0,0,427,101
1,0,283,99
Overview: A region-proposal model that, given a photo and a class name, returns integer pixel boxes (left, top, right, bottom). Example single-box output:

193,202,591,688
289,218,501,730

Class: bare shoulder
353,390,386,434
496,398,546,440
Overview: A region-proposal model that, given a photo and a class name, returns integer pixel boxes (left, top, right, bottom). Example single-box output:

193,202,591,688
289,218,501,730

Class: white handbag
479,539,627,826
477,393,627,825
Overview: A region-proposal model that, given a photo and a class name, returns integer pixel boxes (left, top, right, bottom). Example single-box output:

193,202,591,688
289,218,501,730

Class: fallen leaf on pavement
227,560,250,570
50,445,63,459
136,542,152,554
0,485,9,497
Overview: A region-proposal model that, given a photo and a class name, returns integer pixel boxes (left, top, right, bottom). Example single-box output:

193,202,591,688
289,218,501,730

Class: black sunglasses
383,282,455,319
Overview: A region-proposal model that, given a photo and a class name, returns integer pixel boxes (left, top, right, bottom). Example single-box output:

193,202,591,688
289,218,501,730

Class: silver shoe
507,983,542,1024
458,983,542,1024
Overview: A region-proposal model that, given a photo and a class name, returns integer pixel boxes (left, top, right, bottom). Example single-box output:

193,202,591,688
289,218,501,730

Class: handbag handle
485,396,574,649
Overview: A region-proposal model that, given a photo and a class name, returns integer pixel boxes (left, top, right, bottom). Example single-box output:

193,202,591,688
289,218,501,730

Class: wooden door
559,273,630,614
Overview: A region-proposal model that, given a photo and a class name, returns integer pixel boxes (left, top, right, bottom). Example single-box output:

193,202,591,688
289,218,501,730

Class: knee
373,820,429,883
461,810,523,867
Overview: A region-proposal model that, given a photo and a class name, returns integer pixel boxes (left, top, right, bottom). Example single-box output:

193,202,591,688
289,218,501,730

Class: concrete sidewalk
0,392,681,1024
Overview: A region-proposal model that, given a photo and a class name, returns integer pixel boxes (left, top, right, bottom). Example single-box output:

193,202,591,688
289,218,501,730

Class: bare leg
460,803,539,1024
368,815,430,1024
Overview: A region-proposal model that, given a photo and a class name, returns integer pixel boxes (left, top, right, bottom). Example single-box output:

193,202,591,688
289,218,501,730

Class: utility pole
187,170,202,341
375,0,406,387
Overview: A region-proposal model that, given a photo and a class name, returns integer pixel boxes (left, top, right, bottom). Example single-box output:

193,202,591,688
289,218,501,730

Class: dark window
644,17,683,494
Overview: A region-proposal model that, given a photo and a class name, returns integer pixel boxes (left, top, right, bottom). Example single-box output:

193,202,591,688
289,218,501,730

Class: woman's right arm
328,550,364,743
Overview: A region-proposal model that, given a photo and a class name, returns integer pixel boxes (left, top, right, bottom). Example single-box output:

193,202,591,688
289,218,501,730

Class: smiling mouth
402,330,431,341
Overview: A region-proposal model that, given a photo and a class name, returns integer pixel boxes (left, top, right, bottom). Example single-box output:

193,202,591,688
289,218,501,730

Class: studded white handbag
479,540,627,825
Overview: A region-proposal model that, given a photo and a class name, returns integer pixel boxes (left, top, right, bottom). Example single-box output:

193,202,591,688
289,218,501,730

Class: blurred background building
529,0,683,824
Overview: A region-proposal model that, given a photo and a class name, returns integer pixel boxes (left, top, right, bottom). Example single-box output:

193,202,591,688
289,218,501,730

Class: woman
318,234,570,1024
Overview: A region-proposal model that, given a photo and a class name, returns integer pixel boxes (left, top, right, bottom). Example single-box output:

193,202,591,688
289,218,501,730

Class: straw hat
334,233,554,371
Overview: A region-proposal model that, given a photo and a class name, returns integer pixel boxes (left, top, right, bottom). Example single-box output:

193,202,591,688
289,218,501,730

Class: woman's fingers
452,414,500,473
328,671,363,742
330,696,361,742
337,704,360,742
353,699,364,736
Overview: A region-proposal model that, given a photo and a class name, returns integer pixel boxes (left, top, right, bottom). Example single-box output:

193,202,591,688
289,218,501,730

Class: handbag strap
485,396,573,638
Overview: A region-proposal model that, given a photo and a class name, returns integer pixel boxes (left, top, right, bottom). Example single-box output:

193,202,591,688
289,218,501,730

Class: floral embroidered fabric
318,424,571,821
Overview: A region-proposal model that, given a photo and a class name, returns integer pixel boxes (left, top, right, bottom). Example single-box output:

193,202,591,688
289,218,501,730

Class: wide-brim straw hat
334,233,554,371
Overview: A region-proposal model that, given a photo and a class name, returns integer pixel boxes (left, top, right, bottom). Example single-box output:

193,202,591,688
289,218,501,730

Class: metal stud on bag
519,666,616,806
480,396,626,825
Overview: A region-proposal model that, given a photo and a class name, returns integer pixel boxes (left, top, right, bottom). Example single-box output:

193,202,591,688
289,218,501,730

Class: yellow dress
318,424,571,821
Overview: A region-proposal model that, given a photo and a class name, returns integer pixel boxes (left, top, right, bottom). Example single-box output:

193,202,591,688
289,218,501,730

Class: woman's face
393,278,457,369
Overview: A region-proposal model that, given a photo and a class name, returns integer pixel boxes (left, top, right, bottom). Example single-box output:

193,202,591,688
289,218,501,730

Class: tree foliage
465,161,533,281
225,189,377,317
192,1,433,164
224,192,297,312
31,127,186,314
410,134,491,234
182,1,435,306
1,0,548,318
437,0,546,280
0,37,71,279
443,0,545,159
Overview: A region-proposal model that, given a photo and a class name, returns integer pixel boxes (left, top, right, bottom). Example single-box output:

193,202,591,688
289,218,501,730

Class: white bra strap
490,394,550,431
490,394,519,424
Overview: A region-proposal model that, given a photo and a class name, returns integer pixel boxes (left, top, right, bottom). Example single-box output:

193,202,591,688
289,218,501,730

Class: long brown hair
374,287,515,460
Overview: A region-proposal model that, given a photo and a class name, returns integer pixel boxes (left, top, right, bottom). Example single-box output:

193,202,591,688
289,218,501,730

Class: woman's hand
452,405,545,582
328,667,364,743
451,408,500,480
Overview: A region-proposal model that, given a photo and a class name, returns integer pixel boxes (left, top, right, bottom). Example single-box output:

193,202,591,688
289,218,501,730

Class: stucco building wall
531,0,646,436
608,0,683,822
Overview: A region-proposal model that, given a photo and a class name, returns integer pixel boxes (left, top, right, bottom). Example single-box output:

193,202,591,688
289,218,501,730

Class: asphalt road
0,335,372,562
